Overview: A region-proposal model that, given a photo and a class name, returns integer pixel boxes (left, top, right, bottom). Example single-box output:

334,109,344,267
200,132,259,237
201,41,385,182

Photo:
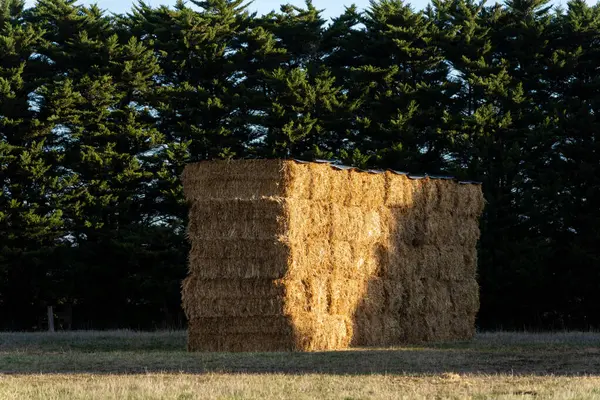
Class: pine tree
433,0,564,328
530,0,600,327
27,0,175,327
338,0,456,172
242,1,342,159
0,0,70,328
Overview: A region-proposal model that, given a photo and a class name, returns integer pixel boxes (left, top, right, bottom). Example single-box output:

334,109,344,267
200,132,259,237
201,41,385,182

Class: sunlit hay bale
290,313,354,351
353,240,381,277
327,276,368,315
331,204,385,243
455,183,485,217
331,240,353,276
286,274,364,316
363,208,387,242
276,278,308,316
331,204,364,241
330,241,381,279
286,199,331,240
309,162,332,201
287,239,331,278
329,166,351,204
305,275,329,315
283,160,312,199
330,205,387,244
384,172,413,208
348,169,386,209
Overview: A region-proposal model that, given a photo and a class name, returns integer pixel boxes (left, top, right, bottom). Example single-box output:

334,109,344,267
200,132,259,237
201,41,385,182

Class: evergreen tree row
1,0,598,330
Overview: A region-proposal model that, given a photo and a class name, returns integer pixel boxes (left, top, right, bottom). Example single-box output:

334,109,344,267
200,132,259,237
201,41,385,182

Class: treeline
1,0,599,330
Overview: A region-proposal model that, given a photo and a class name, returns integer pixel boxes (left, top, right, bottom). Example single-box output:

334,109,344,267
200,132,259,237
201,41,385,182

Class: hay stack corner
182,159,484,352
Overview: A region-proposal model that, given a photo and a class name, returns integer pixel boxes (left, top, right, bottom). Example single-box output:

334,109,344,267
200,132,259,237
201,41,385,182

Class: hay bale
309,162,333,201
385,172,414,208
327,276,368,315
182,276,287,299
455,183,485,216
182,159,483,351
182,159,287,200
291,313,354,350
348,170,386,208
329,167,351,204
188,316,295,335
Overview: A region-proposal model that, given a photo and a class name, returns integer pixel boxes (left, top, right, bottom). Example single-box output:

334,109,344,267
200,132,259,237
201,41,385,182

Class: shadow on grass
1,331,600,376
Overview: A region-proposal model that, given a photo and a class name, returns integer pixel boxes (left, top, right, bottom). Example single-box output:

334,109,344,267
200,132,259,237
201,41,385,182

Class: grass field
1,331,600,399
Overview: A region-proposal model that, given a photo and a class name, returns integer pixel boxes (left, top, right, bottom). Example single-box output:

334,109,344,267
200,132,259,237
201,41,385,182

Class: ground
1,331,600,399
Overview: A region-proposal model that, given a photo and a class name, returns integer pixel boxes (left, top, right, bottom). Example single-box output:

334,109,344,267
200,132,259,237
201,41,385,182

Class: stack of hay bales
182,159,484,351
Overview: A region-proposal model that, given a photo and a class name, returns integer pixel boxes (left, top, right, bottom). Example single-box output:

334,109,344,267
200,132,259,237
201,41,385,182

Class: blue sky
25,0,595,19
24,0,384,18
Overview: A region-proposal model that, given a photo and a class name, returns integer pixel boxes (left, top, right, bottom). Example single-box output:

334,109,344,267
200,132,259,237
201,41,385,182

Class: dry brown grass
1,331,600,399
1,373,600,400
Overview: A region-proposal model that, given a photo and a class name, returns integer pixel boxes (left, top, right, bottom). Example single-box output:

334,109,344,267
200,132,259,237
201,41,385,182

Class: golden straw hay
348,169,386,208
181,159,484,352
385,172,413,208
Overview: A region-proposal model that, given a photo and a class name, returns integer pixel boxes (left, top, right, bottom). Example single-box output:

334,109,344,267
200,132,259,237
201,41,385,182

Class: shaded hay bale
188,316,295,335
182,276,287,299
182,159,286,201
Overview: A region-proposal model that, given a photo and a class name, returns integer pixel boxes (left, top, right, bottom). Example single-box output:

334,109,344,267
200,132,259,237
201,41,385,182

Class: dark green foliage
1,0,600,330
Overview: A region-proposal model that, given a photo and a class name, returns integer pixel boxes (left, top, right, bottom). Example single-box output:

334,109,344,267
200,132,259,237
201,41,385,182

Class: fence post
47,306,55,332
